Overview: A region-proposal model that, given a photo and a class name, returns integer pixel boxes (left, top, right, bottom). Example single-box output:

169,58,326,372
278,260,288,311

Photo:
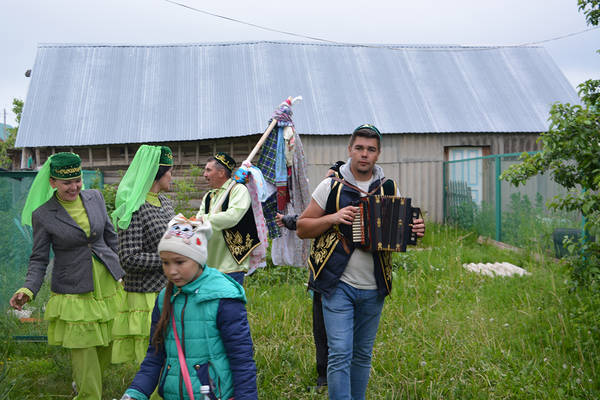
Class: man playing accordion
297,124,425,400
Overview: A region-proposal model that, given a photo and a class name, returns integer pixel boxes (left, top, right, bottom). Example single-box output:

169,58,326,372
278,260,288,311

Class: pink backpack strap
172,312,195,400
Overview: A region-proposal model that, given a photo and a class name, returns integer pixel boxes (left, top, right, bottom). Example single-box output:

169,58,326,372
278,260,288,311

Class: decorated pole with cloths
251,96,311,268
226,97,311,270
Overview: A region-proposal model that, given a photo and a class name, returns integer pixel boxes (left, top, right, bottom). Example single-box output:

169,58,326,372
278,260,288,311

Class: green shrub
172,165,203,215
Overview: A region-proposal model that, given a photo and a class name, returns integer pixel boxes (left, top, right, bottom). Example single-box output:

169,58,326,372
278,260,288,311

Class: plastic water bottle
200,385,211,400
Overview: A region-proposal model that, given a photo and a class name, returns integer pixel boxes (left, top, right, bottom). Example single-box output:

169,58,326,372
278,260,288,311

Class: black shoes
316,376,328,388
307,376,328,393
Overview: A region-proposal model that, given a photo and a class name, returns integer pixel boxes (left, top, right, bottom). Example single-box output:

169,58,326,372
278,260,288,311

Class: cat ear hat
158,213,213,266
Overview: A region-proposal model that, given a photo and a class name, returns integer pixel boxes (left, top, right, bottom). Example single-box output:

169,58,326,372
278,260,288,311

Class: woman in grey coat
10,152,125,400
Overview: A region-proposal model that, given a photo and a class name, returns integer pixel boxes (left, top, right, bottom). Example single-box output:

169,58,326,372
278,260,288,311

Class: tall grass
1,223,599,399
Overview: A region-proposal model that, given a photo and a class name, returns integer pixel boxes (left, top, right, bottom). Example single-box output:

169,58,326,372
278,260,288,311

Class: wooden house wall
16,132,540,222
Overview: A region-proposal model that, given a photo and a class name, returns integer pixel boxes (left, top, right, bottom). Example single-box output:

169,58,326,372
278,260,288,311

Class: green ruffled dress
44,195,124,349
111,291,157,363
111,192,162,363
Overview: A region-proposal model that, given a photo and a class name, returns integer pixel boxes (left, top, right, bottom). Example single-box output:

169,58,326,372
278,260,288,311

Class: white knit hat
158,214,213,266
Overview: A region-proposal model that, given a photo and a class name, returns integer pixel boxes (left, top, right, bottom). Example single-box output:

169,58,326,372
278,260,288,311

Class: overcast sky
1,0,599,126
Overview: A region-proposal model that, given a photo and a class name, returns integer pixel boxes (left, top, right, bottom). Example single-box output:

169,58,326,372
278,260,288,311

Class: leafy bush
89,169,119,216
501,80,599,287
100,182,118,216
0,99,22,169
172,165,204,215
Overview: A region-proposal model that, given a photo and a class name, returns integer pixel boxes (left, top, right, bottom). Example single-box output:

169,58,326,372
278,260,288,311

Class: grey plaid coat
117,194,175,292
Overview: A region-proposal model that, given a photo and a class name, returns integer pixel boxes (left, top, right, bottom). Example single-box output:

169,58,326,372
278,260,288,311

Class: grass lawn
2,223,599,399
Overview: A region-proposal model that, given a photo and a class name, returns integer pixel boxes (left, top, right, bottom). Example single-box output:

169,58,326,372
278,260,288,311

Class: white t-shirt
312,177,378,290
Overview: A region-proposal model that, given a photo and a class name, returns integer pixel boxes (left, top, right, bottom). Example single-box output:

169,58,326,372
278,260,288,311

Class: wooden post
20,149,27,169
244,119,277,163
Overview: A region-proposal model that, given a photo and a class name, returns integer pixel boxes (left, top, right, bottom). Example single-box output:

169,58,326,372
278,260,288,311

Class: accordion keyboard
352,202,368,245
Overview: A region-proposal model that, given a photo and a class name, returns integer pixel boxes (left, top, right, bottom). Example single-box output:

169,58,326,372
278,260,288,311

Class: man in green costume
196,152,260,285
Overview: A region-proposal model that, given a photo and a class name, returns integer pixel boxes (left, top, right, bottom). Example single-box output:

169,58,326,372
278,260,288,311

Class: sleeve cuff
124,388,149,400
15,287,34,301
282,215,298,230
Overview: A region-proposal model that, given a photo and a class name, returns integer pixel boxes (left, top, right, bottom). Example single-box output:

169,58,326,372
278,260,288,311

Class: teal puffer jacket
158,267,246,399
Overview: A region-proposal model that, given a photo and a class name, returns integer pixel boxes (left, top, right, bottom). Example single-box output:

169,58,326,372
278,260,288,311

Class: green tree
579,0,600,25
501,1,600,288
0,99,24,169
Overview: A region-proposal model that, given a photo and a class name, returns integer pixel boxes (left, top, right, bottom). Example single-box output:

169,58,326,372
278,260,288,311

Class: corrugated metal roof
16,41,579,147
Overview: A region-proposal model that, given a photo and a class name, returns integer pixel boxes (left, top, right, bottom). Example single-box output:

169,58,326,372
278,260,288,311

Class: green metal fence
443,152,582,253
0,170,103,308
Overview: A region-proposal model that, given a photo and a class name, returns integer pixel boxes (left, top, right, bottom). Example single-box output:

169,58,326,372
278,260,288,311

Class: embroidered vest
308,173,397,297
205,185,261,265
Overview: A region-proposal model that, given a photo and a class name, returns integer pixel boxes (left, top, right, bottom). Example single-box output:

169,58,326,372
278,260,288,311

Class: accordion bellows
352,196,420,252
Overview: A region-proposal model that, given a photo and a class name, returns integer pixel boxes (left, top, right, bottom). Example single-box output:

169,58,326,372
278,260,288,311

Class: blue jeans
321,281,385,400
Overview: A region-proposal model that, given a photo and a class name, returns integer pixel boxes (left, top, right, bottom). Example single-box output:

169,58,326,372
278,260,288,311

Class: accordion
352,195,421,252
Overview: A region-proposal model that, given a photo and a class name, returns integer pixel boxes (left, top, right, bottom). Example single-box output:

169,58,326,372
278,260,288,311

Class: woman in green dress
111,145,175,366
10,152,125,400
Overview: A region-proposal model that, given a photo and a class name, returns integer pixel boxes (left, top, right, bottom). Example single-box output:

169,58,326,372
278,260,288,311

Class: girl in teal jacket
121,214,258,400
